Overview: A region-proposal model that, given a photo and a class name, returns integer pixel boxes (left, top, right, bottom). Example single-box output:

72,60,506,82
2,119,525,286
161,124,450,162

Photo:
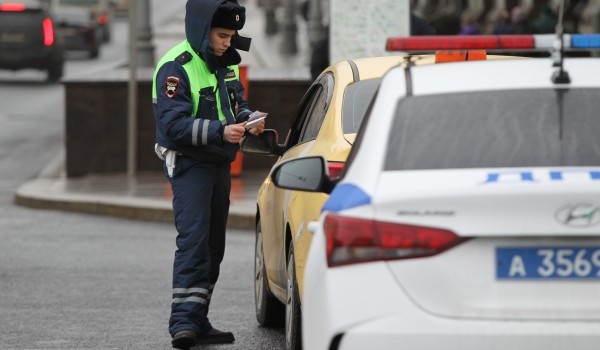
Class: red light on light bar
0,3,27,11
386,35,535,52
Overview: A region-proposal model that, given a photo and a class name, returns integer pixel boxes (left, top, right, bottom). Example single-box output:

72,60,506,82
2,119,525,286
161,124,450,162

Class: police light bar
386,34,600,52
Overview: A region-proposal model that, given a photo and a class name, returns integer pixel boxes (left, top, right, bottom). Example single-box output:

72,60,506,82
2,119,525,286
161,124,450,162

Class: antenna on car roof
551,0,571,84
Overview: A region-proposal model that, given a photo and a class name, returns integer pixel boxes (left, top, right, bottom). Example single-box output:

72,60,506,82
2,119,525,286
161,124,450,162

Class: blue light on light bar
571,34,600,49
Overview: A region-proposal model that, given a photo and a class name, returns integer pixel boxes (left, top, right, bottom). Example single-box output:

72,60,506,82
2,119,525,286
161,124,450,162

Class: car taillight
327,161,344,179
0,3,26,11
42,17,54,46
324,213,465,267
97,14,108,24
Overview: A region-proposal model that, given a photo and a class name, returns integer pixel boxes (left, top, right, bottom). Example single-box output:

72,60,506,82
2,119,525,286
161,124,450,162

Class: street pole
136,0,155,67
127,0,155,178
280,0,298,55
127,0,138,177
263,0,279,35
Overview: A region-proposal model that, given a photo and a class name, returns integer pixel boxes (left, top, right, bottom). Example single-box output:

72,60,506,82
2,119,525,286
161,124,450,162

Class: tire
89,46,100,59
286,244,302,350
102,26,111,43
255,219,284,326
47,63,63,83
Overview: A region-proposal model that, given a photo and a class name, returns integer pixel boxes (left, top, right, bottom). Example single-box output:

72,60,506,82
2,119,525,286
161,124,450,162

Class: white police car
270,32,600,350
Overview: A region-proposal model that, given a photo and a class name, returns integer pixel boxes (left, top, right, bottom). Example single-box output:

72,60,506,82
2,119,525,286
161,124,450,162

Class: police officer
152,0,264,349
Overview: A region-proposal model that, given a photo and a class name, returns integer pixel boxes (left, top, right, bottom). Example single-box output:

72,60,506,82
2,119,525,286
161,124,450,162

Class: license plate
0,33,25,44
60,28,78,36
496,247,600,280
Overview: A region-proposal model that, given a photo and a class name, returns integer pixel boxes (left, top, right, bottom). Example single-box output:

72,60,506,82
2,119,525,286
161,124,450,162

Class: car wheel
255,219,284,326
89,47,100,59
103,28,111,43
286,244,302,350
47,63,63,83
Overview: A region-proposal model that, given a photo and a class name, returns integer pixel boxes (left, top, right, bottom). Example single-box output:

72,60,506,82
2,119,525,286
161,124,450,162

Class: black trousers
167,155,231,336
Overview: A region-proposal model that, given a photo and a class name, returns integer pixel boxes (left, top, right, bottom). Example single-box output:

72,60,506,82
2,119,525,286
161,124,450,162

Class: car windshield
54,10,91,23
0,0,43,8
342,78,380,134
385,88,600,170
58,0,100,4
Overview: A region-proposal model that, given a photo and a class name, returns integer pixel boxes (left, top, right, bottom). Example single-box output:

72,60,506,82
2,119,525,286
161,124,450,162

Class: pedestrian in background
459,11,481,35
533,1,558,34
507,5,534,34
492,9,512,34
411,12,436,35
306,0,330,80
151,0,264,349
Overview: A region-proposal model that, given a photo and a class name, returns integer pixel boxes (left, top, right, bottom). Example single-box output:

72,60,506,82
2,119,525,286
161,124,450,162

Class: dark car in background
53,0,112,42
54,5,101,58
0,0,65,82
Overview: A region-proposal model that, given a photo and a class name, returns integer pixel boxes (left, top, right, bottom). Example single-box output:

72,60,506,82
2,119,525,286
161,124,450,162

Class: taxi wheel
286,244,302,350
255,219,284,326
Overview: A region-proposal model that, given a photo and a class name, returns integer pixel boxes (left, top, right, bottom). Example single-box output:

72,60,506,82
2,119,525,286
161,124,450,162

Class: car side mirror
271,156,337,194
240,129,284,156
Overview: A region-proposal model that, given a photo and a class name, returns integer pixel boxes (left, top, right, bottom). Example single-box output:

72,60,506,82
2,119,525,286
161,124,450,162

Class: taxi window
342,78,381,134
299,73,333,143
385,88,600,170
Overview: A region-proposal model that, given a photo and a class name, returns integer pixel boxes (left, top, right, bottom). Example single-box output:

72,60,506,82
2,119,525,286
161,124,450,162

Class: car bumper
302,232,600,350
337,312,600,350
0,46,63,70
59,28,99,51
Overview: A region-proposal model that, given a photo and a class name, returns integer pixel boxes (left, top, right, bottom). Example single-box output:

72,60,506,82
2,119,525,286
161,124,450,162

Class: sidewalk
15,0,310,229
15,149,270,229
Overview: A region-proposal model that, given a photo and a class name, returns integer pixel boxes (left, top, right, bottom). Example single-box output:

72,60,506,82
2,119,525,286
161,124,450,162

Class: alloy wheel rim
286,251,294,346
255,230,264,310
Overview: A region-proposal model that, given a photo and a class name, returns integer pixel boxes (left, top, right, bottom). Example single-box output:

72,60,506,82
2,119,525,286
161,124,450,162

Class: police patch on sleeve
225,69,237,79
165,76,180,98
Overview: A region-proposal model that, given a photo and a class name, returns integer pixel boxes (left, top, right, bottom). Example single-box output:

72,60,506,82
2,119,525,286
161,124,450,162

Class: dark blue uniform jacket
153,0,251,164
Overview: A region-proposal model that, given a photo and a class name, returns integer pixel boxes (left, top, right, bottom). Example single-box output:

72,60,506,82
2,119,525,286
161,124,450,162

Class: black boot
196,327,235,345
171,330,197,350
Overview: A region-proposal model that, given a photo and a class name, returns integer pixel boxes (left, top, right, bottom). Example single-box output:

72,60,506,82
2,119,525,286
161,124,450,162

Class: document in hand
245,111,268,128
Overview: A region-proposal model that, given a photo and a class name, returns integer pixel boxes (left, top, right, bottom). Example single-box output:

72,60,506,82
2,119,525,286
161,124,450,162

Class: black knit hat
211,1,246,30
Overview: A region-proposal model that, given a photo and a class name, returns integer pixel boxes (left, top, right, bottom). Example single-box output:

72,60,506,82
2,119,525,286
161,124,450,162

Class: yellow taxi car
241,56,404,350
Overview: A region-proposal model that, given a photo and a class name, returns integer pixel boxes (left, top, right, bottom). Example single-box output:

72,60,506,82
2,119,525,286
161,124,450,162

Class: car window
299,73,333,143
299,89,326,142
342,78,381,134
284,85,323,149
385,88,600,170
0,0,45,10
0,5,45,33
57,0,101,4
1,0,43,6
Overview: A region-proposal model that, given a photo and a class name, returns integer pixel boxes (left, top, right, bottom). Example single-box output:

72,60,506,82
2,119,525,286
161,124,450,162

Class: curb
14,152,257,230
15,180,256,230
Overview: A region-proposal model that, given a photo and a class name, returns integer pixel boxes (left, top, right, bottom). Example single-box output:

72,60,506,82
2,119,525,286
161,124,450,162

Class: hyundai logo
556,203,600,227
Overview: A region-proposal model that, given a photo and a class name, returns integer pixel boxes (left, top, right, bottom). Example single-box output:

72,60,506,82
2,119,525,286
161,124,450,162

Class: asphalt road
0,210,284,349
